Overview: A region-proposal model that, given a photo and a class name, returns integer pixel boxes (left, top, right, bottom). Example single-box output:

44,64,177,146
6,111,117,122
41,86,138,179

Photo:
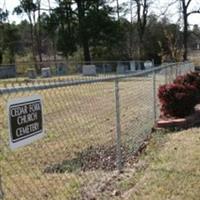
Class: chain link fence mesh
0,61,194,199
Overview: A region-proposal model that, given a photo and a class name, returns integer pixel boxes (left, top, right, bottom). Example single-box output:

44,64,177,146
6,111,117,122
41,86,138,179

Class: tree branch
186,0,192,8
39,8,54,11
187,9,200,16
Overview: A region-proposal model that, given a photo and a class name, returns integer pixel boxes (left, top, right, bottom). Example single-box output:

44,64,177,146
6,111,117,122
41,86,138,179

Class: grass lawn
116,128,200,200
1,72,199,199
0,76,157,199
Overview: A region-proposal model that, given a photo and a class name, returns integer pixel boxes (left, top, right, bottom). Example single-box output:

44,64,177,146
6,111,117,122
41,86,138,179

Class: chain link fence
0,61,194,199
0,60,153,80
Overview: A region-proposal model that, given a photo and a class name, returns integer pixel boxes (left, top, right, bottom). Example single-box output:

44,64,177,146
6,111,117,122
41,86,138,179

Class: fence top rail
0,59,152,66
0,62,193,95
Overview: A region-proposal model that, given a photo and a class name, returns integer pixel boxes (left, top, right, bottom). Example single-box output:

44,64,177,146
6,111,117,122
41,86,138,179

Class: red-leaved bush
158,83,199,118
174,72,200,91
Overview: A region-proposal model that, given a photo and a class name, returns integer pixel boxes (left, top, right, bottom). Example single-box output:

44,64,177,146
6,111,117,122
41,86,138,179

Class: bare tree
180,0,200,60
47,0,57,63
36,0,42,63
132,0,150,59
14,0,43,71
14,0,38,68
164,28,182,62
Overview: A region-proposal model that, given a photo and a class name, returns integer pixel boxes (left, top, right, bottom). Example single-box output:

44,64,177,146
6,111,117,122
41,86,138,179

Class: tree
74,0,92,62
35,0,43,63
14,0,37,65
14,0,44,71
56,0,77,58
40,13,58,61
0,8,8,23
87,9,126,60
39,1,58,62
38,0,122,62
179,0,200,60
0,8,8,64
73,0,118,62
132,0,150,59
140,15,183,64
0,9,20,64
163,24,182,62
2,24,20,63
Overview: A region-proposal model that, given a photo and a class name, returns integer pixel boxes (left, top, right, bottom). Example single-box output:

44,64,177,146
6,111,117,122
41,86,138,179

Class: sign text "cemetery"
8,95,44,150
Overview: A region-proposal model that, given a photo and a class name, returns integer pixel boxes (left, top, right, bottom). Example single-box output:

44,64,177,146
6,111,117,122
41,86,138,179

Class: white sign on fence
7,95,44,150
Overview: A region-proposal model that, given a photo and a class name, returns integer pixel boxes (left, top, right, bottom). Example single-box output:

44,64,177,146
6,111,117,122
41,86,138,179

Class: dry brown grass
189,51,200,66
116,128,200,200
0,75,163,199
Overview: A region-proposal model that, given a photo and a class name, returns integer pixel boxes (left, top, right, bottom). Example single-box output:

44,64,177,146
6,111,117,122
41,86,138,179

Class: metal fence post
179,63,182,75
192,62,195,72
175,63,178,78
153,71,157,125
170,65,173,83
115,78,122,172
165,67,167,84
178,63,181,75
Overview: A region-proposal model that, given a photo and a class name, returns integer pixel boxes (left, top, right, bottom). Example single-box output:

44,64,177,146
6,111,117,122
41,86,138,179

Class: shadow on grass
156,119,200,135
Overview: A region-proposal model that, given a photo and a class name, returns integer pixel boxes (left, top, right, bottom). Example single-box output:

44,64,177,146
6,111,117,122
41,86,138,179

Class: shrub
174,72,200,91
158,83,198,118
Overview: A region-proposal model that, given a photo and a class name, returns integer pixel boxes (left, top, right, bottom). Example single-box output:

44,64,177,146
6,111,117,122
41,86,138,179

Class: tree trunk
135,0,148,61
30,19,39,73
76,0,91,63
82,38,91,63
52,39,57,68
183,10,188,61
116,0,120,20
138,35,144,59
37,0,42,63
0,51,2,64
30,20,36,61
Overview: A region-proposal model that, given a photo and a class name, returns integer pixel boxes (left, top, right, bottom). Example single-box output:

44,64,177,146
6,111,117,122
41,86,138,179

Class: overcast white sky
1,0,200,26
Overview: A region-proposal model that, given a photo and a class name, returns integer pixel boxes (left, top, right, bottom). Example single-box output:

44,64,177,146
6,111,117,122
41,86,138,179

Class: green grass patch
117,128,200,200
